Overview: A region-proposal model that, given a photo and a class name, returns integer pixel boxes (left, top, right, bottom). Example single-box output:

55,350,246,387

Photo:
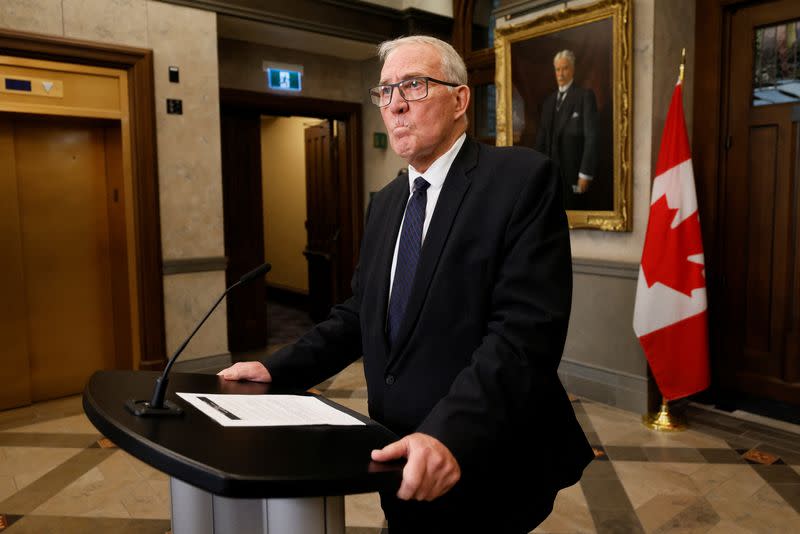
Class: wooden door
220,109,267,353
0,114,121,408
719,0,800,404
303,120,340,322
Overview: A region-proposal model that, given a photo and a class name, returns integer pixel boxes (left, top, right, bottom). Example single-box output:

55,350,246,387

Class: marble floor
1,358,799,533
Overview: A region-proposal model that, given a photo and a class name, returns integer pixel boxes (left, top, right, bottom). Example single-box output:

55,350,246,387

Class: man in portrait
534,49,598,210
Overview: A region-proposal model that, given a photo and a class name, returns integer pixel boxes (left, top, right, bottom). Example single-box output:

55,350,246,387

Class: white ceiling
217,15,379,61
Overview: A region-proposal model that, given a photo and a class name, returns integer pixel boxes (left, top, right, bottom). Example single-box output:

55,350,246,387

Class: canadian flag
633,79,710,400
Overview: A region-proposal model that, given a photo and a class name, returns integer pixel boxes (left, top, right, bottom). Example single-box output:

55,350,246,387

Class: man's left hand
371,433,461,501
576,177,591,193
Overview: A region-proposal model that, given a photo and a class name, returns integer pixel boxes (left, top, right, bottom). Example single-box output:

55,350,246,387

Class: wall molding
160,0,452,43
572,258,639,279
163,257,228,275
559,357,647,413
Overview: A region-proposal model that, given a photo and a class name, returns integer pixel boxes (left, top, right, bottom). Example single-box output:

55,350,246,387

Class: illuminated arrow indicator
42,81,54,93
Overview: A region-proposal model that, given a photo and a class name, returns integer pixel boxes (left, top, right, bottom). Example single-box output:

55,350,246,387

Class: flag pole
642,47,689,432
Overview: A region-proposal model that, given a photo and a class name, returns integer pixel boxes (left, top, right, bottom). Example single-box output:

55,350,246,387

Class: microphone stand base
125,399,183,417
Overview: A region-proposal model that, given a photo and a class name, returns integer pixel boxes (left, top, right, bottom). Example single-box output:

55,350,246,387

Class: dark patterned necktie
556,90,566,110
387,177,430,345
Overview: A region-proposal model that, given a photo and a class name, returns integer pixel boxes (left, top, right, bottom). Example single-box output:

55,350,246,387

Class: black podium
83,370,402,534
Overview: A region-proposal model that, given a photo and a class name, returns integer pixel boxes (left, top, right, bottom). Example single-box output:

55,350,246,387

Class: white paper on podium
176,393,365,427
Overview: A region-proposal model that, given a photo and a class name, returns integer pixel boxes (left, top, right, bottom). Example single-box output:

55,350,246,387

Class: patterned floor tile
31,450,171,519
0,447,85,494
534,482,594,533
686,463,748,496
708,483,800,532
637,494,718,533
1,414,99,435
615,462,704,510
2,515,170,534
659,498,721,533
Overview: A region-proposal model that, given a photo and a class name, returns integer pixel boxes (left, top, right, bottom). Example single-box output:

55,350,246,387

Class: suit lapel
387,138,479,363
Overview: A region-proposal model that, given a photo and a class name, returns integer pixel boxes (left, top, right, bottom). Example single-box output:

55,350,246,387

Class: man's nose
387,89,408,113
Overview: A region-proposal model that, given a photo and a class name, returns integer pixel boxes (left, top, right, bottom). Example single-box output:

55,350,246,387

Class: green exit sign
267,68,302,92
373,132,387,149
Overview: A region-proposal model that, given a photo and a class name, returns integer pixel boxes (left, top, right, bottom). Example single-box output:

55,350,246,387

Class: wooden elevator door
0,114,118,408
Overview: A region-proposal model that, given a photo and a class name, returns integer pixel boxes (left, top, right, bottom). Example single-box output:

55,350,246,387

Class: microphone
125,262,271,416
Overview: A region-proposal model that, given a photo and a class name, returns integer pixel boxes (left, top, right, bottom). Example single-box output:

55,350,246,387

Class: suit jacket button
385,375,395,385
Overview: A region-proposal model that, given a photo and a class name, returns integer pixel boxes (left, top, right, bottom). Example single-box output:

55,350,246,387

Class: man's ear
453,85,470,121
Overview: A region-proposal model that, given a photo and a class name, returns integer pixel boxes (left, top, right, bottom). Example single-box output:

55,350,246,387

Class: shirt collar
558,80,574,93
407,133,466,193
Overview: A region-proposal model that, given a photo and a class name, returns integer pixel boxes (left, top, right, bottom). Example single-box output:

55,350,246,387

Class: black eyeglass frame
369,76,461,107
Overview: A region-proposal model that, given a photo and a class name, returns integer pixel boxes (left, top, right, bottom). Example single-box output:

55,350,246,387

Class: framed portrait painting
495,0,632,231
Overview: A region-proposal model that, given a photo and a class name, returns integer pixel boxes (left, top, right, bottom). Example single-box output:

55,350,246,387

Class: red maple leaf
641,195,706,297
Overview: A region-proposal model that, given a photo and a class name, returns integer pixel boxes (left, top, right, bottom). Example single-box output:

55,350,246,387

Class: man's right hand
217,361,272,382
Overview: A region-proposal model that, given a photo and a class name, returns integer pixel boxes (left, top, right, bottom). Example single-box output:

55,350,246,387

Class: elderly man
535,49,598,210
219,35,592,532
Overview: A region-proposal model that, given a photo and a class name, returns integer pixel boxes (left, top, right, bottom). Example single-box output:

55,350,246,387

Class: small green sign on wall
373,132,388,149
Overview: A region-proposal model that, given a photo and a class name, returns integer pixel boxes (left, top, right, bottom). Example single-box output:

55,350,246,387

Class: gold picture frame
495,0,632,231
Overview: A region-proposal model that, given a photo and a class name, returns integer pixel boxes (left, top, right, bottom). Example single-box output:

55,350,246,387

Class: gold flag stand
643,396,686,431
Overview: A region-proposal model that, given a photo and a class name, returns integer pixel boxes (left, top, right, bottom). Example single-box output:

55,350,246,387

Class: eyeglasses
369,76,460,107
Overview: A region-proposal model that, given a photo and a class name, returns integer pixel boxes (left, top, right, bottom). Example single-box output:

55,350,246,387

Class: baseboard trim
558,358,647,413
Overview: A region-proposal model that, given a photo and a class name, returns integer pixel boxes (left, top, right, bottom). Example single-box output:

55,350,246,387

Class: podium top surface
83,370,403,498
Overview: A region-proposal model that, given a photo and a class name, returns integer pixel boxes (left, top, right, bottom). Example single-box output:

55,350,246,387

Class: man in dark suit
219,35,593,533
535,50,598,210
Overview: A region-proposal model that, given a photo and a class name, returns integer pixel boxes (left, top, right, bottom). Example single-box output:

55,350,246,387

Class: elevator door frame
0,29,167,372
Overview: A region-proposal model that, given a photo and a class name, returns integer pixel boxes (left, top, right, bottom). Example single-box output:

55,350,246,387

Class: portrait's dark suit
264,137,593,532
535,85,599,210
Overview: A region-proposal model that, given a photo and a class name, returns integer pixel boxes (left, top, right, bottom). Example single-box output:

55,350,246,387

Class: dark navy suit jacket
264,137,593,528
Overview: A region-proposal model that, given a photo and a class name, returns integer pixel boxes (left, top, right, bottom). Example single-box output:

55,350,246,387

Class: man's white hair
554,49,576,67
377,35,468,86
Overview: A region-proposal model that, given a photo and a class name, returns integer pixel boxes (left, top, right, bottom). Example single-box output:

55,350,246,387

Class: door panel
0,118,32,410
304,121,339,322
220,110,267,352
14,116,117,400
720,0,800,403
0,114,119,405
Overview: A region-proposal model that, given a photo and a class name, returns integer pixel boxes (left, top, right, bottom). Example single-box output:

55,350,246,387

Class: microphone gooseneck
125,262,271,416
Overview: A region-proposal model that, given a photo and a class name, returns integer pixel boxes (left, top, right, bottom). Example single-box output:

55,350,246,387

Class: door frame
219,88,363,351
0,29,167,370
694,0,799,402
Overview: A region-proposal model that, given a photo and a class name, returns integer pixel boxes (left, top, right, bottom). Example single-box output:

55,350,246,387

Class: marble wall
0,0,228,362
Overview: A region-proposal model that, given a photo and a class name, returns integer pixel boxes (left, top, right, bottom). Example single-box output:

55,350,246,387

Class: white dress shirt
388,133,467,298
